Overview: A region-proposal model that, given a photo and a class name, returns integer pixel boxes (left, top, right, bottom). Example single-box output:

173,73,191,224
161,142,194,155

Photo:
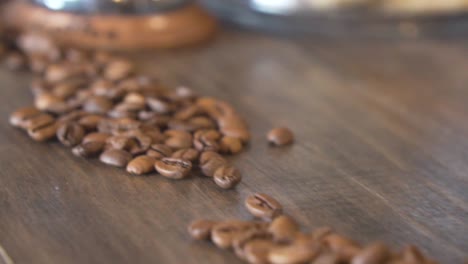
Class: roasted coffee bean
100,149,133,167
124,92,146,106
311,253,342,264
213,165,242,189
104,59,133,81
126,155,156,175
154,158,192,179
72,141,105,158
9,107,42,128
45,63,77,83
324,234,361,261
83,132,111,144
34,93,65,111
218,115,251,143
194,129,222,141
311,226,333,242
245,193,283,220
211,221,262,249
267,127,294,146
91,79,125,99
244,240,277,264
351,242,391,264
193,129,220,152
268,215,299,243
83,96,113,114
220,136,243,154
167,119,198,132
56,122,85,147
28,121,58,142
106,135,133,150
97,118,140,134
188,116,217,130
4,52,26,70
268,236,320,264
188,219,217,241
78,114,103,131
233,230,273,260
122,131,152,155
171,148,199,162
199,151,227,177
174,105,201,121
164,130,193,150
147,144,172,159
23,113,55,131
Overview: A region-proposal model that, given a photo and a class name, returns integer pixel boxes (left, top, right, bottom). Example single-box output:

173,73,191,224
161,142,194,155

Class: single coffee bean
220,136,243,154
56,122,85,147
78,114,103,131
233,229,273,260
106,135,132,150
45,63,75,83
72,141,105,158
213,165,242,189
154,158,192,179
100,149,133,167
351,242,391,264
194,129,222,141
174,105,201,121
193,130,220,152
171,148,199,162
268,236,320,264
34,93,64,111
188,116,217,130
126,155,156,175
211,221,260,249
188,219,217,241
28,122,58,142
9,107,42,128
268,215,299,243
147,144,172,159
104,59,134,81
83,96,113,114
23,113,55,131
91,79,125,99
245,193,283,220
199,151,227,177
267,127,294,146
52,79,85,99
83,132,110,144
244,240,277,264
324,234,361,261
164,130,193,150
218,115,251,143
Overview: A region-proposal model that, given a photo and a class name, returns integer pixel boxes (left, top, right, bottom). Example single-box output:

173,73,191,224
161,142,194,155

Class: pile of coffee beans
6,32,249,189
188,193,438,264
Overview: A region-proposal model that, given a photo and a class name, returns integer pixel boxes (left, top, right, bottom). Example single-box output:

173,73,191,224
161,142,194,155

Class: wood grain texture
1,29,468,263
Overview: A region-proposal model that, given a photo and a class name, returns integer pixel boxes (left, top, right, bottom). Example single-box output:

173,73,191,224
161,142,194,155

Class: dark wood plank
0,30,467,263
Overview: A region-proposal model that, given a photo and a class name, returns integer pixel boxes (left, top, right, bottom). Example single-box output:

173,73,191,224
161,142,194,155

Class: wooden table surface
1,29,467,264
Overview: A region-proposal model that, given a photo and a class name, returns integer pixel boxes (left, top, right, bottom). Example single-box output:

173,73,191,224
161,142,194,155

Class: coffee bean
267,127,294,146
311,253,342,264
147,97,174,114
211,221,262,249
233,229,273,260
324,234,361,261
83,132,111,144
97,118,140,134
213,165,242,189
310,226,333,242
72,141,105,158
83,96,113,114
188,219,217,241
351,242,391,264
155,158,192,179
244,240,277,264
174,105,201,121
164,130,193,150
126,155,156,175
218,115,251,143
9,107,42,128
100,149,133,167
193,129,220,152
28,121,58,142
188,116,217,130
23,113,55,131
34,93,65,112
401,245,429,263
199,151,227,177
268,236,320,264
167,120,198,132
104,59,134,81
45,63,76,83
147,144,172,159
245,193,283,220
268,215,299,243
171,148,199,162
56,122,85,147
91,79,125,99
106,135,133,150
78,114,103,131
220,136,243,154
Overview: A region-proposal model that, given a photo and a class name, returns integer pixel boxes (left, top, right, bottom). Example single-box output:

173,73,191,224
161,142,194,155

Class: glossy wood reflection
0,30,467,264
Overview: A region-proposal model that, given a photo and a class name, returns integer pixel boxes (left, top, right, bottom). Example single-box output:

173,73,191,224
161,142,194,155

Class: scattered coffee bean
104,59,133,81
72,141,105,158
268,215,299,243
245,193,283,220
351,242,391,264
56,122,85,147
267,127,294,146
199,151,227,177
171,148,199,162
164,130,193,150
213,165,242,189
155,158,192,179
147,144,173,159
28,121,58,142
268,236,320,264
324,234,361,261
99,149,132,167
188,219,217,241
9,106,42,128
220,136,243,154
244,240,277,264
211,220,256,249
126,155,156,175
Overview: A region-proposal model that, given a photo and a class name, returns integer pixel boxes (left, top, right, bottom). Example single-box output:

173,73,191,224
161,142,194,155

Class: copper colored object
3,1,217,50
